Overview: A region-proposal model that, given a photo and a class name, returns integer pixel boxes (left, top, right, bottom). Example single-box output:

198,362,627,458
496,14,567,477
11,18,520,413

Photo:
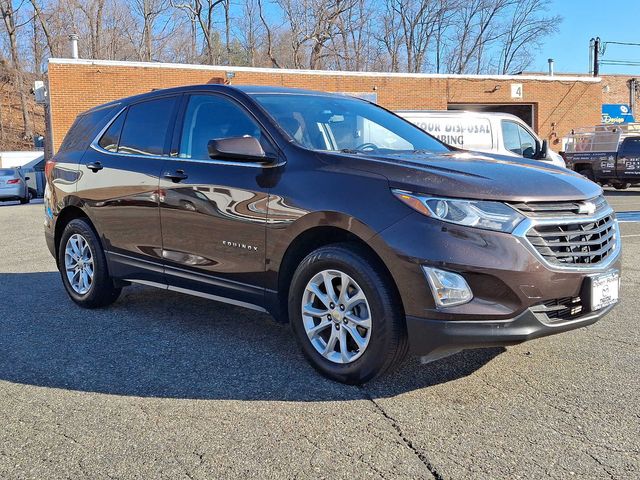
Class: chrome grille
511,196,608,217
512,196,618,267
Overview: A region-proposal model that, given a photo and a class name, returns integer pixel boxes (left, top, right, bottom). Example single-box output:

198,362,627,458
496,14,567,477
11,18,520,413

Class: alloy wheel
64,233,95,295
301,269,372,364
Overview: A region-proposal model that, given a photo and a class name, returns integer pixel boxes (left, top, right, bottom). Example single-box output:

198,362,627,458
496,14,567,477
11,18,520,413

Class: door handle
86,161,103,172
164,170,188,183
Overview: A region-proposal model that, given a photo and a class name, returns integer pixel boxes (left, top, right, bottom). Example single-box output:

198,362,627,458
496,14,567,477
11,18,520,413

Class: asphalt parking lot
0,190,638,479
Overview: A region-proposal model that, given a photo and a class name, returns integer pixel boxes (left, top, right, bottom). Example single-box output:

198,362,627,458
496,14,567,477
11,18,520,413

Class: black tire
19,195,29,204
58,218,122,308
614,183,629,190
578,168,595,182
289,243,408,384
28,188,36,200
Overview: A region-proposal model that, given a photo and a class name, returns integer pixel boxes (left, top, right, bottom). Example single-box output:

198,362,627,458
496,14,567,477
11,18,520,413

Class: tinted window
0,169,15,176
622,137,640,156
98,110,125,152
118,96,178,156
251,93,448,154
179,94,265,160
502,121,522,155
58,104,121,155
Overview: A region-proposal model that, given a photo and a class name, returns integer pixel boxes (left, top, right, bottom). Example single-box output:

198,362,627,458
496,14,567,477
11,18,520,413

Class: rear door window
118,96,179,156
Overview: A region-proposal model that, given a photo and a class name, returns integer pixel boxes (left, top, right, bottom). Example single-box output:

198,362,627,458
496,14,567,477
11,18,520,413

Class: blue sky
531,0,640,75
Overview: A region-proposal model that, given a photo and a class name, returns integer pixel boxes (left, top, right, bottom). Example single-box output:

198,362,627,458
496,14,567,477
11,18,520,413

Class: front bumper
406,303,615,358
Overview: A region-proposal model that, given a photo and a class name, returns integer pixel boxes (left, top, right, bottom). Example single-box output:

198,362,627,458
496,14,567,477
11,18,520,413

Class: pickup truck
563,124,640,189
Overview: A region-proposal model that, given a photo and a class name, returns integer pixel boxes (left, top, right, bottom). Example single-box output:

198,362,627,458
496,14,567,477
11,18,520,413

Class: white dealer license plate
591,272,619,311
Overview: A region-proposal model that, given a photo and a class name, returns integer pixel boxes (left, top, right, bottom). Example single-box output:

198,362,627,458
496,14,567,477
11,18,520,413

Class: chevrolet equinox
44,85,621,384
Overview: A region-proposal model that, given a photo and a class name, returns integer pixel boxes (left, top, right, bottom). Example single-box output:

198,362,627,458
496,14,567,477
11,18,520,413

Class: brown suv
44,85,621,384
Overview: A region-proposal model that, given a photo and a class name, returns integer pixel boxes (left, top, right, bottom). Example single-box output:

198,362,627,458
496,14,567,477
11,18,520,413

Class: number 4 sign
511,83,523,99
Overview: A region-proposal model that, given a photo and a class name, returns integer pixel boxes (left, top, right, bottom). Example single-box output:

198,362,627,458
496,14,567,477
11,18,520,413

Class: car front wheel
58,218,122,308
289,244,408,384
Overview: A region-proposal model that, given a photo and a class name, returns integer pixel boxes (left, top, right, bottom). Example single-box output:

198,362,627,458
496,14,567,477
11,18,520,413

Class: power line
600,60,640,67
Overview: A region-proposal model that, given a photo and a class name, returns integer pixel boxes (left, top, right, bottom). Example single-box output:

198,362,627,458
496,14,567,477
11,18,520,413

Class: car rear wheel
289,244,407,384
19,195,29,204
58,218,121,308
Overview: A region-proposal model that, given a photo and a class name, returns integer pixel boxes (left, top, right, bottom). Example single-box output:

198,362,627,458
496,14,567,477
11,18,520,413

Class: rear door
78,94,181,283
158,92,277,309
617,137,640,180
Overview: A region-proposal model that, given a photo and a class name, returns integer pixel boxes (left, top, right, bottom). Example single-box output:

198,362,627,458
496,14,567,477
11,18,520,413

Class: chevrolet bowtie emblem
577,201,596,215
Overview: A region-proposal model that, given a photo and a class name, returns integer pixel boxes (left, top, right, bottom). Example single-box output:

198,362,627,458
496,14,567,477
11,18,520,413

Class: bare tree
0,0,33,139
170,0,225,64
497,0,559,74
446,0,514,74
256,0,280,67
236,0,263,67
130,0,168,61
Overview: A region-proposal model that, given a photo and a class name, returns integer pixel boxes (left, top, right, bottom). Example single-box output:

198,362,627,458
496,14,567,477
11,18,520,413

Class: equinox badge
222,240,258,252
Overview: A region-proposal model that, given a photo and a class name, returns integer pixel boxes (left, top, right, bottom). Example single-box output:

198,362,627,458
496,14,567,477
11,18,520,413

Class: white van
396,110,566,168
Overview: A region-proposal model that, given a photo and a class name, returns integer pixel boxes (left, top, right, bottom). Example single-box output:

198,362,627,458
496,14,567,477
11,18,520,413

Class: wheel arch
275,224,404,323
53,205,96,263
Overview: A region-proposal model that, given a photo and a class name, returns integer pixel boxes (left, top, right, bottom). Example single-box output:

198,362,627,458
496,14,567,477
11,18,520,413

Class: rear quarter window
58,104,121,155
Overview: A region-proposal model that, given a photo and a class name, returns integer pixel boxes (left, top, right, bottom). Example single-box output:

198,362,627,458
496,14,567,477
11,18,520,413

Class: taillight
7,179,20,184
45,160,56,177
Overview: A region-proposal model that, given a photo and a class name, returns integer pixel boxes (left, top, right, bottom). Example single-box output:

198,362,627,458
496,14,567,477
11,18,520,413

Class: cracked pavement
0,189,638,479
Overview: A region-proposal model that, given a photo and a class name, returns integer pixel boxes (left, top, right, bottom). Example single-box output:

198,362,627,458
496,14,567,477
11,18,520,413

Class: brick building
45,58,604,154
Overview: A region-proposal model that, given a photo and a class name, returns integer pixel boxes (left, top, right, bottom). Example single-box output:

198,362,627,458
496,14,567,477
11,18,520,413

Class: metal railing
564,123,640,153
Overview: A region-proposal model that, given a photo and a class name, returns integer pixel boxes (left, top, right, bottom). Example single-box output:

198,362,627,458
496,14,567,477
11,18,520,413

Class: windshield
250,93,449,154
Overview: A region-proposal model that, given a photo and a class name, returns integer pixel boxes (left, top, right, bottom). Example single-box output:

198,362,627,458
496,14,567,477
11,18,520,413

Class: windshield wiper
339,148,363,154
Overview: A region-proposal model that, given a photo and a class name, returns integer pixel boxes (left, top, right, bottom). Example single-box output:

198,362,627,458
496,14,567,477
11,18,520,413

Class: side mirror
24,176,30,181
207,136,272,162
535,139,549,160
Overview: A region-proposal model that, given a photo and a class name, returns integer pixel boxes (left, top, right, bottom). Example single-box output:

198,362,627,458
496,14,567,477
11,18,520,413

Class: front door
617,137,640,179
159,93,277,309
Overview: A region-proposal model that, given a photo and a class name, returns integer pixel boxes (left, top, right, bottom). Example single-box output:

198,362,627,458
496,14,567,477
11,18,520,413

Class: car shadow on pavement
0,272,504,401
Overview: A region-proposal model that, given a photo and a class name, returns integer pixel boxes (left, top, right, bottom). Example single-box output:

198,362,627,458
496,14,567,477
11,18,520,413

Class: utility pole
593,36,600,76
630,78,638,117
589,38,595,75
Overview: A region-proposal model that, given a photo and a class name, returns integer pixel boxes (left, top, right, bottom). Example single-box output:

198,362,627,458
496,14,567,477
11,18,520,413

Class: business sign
399,114,493,150
602,104,635,124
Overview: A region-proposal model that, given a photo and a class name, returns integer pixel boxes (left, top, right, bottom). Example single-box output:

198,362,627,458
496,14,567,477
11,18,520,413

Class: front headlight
392,189,524,233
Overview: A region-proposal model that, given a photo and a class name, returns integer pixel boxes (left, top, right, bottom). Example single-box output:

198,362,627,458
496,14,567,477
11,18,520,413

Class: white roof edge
47,58,602,83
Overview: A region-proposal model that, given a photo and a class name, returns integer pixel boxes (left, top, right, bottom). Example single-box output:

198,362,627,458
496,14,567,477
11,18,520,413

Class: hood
330,150,601,202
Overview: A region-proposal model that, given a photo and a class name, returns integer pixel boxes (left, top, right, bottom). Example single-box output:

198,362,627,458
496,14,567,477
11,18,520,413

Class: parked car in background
562,123,640,189
45,85,619,384
0,151,45,197
0,168,33,204
396,110,566,168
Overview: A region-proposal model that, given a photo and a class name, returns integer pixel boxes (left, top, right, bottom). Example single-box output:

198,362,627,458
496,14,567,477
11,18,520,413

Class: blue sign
602,104,635,124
